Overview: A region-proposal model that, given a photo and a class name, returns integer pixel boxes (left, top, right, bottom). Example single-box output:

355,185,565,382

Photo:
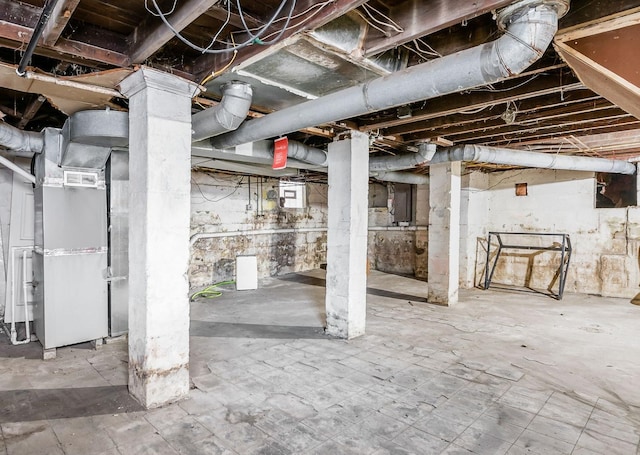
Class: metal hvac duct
369,144,436,172
0,121,44,155
371,171,430,185
191,81,253,142
432,144,637,175
209,0,569,150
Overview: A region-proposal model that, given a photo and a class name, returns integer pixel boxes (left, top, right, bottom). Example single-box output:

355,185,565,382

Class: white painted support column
120,67,200,408
428,162,461,306
325,131,369,339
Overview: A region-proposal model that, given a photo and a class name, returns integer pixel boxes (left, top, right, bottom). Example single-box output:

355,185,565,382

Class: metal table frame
484,231,572,300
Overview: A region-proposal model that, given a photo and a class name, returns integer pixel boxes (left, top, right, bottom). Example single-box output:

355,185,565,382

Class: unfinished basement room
1,0,639,453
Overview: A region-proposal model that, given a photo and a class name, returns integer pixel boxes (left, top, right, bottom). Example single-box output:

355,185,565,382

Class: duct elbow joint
192,81,253,142
491,0,570,77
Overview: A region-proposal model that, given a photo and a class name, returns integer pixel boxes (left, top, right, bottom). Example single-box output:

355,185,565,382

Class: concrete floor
1,269,639,454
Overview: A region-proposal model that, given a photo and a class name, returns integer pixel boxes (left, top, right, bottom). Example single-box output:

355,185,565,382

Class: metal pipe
287,141,327,166
369,143,436,172
371,171,430,185
0,155,36,184
0,122,44,155
432,144,637,175
210,0,567,150
16,0,60,77
192,82,253,141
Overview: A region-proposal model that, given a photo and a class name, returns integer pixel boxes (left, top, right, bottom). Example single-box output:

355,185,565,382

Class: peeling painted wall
460,168,640,298
189,172,328,287
189,170,428,288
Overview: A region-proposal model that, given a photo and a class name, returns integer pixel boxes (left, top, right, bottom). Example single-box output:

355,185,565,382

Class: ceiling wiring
361,3,404,33
148,0,295,54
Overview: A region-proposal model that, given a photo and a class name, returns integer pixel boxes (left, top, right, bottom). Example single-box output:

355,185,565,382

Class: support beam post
119,67,200,408
428,161,461,306
325,131,369,339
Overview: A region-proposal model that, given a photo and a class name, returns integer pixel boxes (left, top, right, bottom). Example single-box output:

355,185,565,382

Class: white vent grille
63,170,99,188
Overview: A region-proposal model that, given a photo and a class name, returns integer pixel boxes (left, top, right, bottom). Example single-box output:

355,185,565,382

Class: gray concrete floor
1,269,639,454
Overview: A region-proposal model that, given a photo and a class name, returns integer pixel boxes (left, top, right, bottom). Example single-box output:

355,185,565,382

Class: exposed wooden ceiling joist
360,71,583,131
0,0,129,68
362,0,513,57
383,90,602,136
406,102,623,142
203,4,263,29
42,0,81,46
451,112,636,143
128,0,221,64
17,94,46,129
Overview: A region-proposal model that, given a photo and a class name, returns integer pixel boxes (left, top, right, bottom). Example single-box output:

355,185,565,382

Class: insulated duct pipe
192,82,253,142
0,122,44,155
371,171,430,185
369,143,436,172
432,144,637,175
210,0,568,150
286,141,327,166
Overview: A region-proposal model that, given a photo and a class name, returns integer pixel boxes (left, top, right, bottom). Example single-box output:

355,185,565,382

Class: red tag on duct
273,137,288,170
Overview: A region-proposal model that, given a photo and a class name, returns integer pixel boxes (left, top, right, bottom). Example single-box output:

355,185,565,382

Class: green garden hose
190,280,236,301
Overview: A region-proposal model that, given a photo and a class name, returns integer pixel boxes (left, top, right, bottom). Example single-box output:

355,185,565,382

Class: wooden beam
363,0,513,56
405,102,621,142
42,0,80,46
17,95,46,129
203,4,262,29
360,71,583,131
128,0,220,64
385,90,603,136
0,105,18,119
193,0,370,80
445,111,635,144
0,0,130,67
485,121,640,147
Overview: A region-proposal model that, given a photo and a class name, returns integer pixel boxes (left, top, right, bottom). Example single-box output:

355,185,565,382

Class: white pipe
190,225,426,246
22,250,31,344
9,246,33,345
0,155,36,184
190,227,327,246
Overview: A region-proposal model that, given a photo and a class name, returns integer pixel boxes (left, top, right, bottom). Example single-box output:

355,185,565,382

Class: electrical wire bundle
146,0,298,54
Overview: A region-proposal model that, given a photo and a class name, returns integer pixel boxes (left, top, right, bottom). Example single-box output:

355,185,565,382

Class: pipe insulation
371,171,430,185
210,0,568,150
369,143,436,172
0,122,44,155
192,81,253,141
433,144,636,175
287,140,327,166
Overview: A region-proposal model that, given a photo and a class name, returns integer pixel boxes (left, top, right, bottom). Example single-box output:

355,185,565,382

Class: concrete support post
428,162,461,306
415,183,429,280
120,67,200,408
325,131,369,339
